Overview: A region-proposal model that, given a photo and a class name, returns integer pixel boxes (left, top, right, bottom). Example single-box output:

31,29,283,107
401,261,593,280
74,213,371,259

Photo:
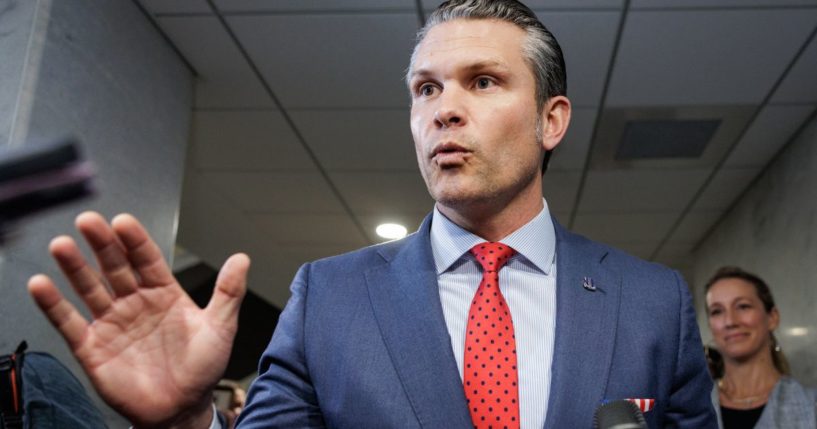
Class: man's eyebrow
408,60,510,81
408,68,433,82
464,60,510,72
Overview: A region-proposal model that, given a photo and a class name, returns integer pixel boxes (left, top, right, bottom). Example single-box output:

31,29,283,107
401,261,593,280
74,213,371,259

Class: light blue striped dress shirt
431,200,557,429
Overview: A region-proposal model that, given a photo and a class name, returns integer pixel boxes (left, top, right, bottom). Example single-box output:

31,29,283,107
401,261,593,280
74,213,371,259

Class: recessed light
376,223,407,240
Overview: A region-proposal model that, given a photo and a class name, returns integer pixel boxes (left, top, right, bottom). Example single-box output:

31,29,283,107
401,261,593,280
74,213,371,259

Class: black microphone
0,138,94,242
593,400,647,429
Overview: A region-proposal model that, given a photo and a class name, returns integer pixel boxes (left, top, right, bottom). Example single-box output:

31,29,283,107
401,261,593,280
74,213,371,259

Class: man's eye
476,77,493,89
419,84,436,96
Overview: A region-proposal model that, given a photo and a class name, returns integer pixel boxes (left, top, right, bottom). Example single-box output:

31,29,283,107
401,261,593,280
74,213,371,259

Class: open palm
28,212,249,428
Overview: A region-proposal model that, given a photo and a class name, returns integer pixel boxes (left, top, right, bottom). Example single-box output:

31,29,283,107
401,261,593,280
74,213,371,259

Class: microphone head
593,400,647,429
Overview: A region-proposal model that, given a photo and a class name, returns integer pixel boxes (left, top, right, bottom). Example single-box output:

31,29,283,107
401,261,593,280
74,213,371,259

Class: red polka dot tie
465,242,519,429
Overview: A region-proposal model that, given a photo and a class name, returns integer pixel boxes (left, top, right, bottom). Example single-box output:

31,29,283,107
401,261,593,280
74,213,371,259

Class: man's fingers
49,235,113,317
28,274,90,351
111,213,175,287
206,253,250,325
75,212,139,297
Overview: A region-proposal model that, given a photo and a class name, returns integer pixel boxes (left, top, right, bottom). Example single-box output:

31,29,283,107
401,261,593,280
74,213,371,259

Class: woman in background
705,266,816,429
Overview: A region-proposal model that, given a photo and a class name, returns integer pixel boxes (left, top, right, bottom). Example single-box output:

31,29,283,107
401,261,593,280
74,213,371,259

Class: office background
1,0,816,425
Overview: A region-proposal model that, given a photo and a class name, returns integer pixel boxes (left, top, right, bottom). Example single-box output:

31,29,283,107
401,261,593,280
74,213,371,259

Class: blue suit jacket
237,215,717,428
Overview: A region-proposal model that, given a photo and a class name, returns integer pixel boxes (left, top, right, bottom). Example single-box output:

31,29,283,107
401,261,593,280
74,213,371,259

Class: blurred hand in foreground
28,211,249,428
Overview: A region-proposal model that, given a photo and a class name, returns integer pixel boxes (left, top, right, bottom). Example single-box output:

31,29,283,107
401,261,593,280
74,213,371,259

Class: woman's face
706,277,779,363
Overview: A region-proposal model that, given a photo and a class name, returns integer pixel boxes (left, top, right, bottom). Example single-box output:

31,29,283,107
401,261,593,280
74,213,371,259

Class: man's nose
433,87,466,129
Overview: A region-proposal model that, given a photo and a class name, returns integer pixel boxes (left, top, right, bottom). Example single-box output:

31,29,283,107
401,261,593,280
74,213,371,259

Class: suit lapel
364,215,472,429
544,221,622,429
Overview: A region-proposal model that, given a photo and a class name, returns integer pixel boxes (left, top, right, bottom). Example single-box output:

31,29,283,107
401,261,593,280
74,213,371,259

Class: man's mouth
431,142,471,167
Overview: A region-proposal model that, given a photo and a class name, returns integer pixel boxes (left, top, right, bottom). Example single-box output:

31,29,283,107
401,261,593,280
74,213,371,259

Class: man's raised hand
27,212,250,428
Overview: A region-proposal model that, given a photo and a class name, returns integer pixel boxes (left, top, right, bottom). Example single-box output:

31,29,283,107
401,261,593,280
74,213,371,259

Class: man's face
409,19,552,212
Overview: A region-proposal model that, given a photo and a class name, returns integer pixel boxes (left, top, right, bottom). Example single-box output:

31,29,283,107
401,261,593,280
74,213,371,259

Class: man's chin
432,189,494,212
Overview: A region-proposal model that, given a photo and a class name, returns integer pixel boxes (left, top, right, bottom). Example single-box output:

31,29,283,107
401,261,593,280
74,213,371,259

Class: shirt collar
430,199,556,275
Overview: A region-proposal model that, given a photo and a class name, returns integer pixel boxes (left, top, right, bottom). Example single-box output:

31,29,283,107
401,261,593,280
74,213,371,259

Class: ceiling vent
616,119,721,160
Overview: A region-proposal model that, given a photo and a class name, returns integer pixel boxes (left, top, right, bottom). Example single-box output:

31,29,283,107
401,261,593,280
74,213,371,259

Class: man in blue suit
29,1,717,428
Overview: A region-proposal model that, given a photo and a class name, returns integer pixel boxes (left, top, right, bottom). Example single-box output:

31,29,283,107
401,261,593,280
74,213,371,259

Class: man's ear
540,95,571,151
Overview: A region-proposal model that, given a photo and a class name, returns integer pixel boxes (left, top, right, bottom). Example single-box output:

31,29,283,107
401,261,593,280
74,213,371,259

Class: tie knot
470,242,516,272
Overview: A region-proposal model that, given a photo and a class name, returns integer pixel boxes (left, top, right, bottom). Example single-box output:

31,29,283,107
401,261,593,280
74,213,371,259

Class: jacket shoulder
557,223,682,283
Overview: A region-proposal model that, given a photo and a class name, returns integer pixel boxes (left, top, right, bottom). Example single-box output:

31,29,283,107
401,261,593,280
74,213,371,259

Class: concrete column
0,0,193,425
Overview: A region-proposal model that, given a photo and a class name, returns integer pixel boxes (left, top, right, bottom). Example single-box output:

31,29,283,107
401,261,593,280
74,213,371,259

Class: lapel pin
582,277,597,291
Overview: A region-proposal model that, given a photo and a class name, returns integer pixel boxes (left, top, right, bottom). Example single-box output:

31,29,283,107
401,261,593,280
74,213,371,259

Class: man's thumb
206,253,250,324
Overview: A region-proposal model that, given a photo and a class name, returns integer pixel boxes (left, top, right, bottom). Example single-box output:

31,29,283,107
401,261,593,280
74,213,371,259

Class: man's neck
437,187,544,242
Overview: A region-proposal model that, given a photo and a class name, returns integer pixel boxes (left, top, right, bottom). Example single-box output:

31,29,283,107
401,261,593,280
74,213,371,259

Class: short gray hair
408,0,567,111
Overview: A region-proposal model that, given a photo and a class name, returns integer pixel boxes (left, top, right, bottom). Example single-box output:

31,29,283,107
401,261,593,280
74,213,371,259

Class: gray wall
693,111,817,387
0,0,39,146
0,0,192,425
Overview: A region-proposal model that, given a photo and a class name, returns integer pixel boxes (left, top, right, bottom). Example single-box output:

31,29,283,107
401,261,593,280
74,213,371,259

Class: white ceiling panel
652,243,695,271
215,0,416,12
191,111,314,170
542,170,582,214
607,9,817,106
772,34,817,104
422,0,624,10
282,243,360,266
331,171,435,215
666,210,724,245
246,263,296,307
421,0,441,10
228,14,417,109
202,171,347,213
577,169,710,212
248,213,369,245
157,17,274,108
527,0,624,7
534,11,620,107
257,242,374,305
139,0,211,15
289,109,418,171
631,0,817,8
725,105,815,168
572,211,678,243
178,172,281,277
240,244,313,307
691,167,760,211
550,107,596,170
